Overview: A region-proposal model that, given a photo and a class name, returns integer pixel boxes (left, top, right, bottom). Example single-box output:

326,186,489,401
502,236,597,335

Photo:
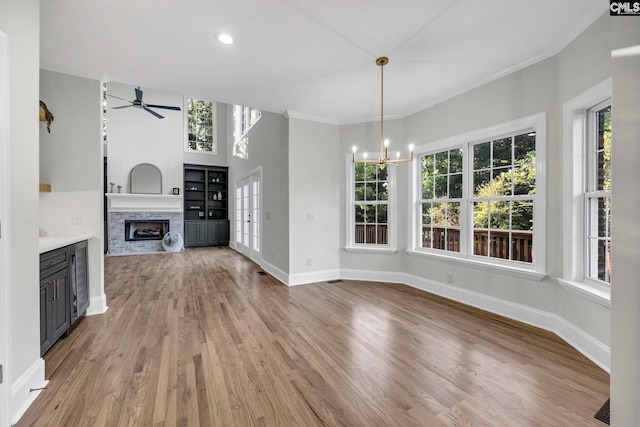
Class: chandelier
352,57,414,166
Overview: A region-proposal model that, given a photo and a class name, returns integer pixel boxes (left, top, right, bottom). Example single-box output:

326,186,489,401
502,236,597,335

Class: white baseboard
554,317,610,373
341,268,611,373
86,293,108,316
259,259,289,285
288,269,341,286
11,359,47,425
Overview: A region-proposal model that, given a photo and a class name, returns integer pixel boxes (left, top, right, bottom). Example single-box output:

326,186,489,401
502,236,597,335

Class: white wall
107,82,186,195
0,0,43,423
288,118,341,284
107,81,228,194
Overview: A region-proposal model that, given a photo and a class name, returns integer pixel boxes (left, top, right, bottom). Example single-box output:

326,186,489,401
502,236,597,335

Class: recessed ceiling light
216,32,234,45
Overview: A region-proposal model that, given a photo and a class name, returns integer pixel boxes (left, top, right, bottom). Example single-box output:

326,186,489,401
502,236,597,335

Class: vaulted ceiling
40,0,606,124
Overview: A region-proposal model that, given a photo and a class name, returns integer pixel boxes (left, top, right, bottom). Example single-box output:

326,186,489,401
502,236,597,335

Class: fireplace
124,220,169,241
106,193,183,255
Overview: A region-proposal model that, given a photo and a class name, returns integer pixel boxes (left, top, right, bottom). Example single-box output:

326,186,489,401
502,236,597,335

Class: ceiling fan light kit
107,86,181,119
352,57,414,167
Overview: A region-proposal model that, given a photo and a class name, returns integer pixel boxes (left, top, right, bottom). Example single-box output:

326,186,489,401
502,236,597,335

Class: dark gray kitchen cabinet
184,221,209,246
40,240,90,356
208,220,230,245
40,247,70,356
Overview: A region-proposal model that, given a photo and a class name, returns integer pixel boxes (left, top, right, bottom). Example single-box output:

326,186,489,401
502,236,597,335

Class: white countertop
39,233,94,254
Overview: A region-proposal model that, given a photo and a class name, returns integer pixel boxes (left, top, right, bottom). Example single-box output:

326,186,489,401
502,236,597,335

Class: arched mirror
130,163,162,194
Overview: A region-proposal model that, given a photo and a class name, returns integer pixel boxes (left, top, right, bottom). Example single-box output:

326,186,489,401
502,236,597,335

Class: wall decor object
39,100,54,133
130,163,162,194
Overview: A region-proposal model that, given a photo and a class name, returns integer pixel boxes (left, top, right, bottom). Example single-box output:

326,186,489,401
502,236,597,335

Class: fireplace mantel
106,193,183,213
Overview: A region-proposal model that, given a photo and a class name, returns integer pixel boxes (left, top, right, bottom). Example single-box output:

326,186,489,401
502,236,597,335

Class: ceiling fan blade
112,105,135,109
107,94,132,103
145,104,181,111
144,106,164,119
135,86,143,103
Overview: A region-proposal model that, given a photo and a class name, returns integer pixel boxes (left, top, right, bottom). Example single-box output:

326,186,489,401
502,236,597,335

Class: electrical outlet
447,272,454,284
307,257,313,266
307,213,315,221
71,213,83,225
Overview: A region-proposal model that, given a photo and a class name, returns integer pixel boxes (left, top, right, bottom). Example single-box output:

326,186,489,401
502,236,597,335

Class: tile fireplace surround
106,194,183,255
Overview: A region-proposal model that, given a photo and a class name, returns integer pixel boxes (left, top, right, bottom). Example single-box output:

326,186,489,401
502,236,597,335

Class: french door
235,169,262,262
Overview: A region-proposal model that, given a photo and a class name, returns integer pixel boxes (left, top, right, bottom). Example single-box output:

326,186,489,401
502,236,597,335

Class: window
355,163,389,245
346,158,397,253
420,148,462,253
471,132,536,263
586,101,612,284
411,114,545,276
232,105,261,159
185,98,216,154
559,78,611,304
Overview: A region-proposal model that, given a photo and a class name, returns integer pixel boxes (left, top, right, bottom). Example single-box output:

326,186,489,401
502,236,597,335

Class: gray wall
338,13,622,367
39,69,105,316
227,108,290,272
288,118,341,281
39,70,101,191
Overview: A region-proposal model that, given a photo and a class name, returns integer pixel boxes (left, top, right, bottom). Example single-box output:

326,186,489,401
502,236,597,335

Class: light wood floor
17,247,609,426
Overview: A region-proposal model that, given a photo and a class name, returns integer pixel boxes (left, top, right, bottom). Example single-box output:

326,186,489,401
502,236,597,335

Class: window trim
345,154,398,254
560,78,612,305
410,113,547,276
184,96,217,155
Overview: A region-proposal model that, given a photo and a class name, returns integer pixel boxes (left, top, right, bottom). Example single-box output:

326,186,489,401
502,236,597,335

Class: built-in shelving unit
183,164,229,247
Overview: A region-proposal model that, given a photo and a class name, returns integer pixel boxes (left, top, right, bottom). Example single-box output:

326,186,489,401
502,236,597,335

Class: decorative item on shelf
109,182,115,193
213,194,218,200
352,57,414,166
199,211,204,218
117,185,122,193
217,191,222,200
39,100,55,133
172,187,180,195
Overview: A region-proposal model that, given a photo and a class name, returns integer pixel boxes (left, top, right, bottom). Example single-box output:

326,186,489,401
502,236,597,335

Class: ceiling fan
108,86,181,119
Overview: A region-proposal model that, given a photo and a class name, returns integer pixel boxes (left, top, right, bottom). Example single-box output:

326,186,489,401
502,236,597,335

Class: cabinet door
50,269,70,342
40,284,53,355
207,221,219,244
219,220,230,244
184,221,198,246
196,221,208,245
206,220,230,245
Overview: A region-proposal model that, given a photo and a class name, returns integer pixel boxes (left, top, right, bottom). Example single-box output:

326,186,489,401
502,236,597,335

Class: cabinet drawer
40,247,68,279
